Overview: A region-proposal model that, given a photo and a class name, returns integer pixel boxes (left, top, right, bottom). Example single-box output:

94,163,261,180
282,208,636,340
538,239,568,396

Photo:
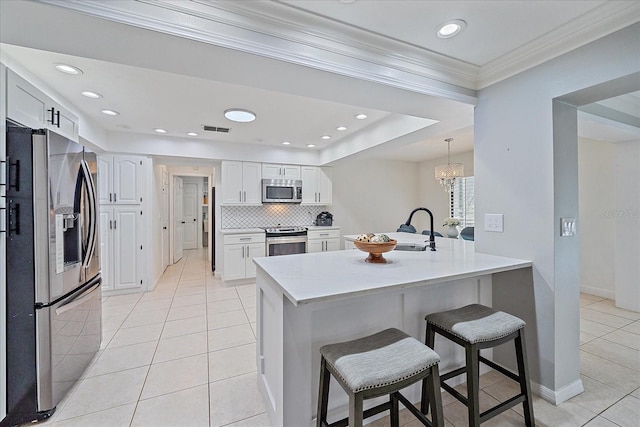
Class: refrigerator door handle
77,159,98,282
55,279,101,316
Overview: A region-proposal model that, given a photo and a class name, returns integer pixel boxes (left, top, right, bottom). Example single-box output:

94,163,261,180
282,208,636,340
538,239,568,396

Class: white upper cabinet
301,166,332,205
98,155,144,205
7,69,79,142
221,161,262,205
262,163,301,180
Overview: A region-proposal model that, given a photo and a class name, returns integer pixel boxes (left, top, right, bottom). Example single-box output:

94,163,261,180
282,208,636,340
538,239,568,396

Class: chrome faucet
403,207,436,251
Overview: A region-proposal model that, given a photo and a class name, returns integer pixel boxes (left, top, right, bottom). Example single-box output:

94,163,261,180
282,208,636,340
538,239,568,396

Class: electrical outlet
484,214,504,232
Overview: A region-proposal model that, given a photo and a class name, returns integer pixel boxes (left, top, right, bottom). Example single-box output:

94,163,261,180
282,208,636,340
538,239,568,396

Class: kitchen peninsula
253,233,532,427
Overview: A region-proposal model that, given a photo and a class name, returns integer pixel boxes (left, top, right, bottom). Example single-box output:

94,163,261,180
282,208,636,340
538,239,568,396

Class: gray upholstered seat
317,327,445,427
320,328,440,393
425,304,525,344
421,304,534,427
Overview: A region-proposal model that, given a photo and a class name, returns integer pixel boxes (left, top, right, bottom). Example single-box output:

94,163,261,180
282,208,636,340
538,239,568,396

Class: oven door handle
266,236,307,244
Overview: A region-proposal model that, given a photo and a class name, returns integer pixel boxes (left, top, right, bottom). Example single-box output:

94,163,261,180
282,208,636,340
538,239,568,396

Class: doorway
173,176,184,263
182,182,198,250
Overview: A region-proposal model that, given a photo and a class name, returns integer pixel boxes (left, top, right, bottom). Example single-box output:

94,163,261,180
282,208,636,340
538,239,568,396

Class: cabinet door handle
239,190,242,202
247,245,250,258
242,246,245,258
114,220,117,229
114,193,117,202
54,110,60,127
109,193,112,202
109,220,113,230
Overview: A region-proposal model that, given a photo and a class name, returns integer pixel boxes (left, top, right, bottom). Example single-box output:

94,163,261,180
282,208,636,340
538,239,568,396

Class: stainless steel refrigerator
4,125,101,425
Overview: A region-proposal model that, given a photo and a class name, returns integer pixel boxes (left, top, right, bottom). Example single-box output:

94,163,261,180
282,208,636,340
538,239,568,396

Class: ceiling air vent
203,125,230,133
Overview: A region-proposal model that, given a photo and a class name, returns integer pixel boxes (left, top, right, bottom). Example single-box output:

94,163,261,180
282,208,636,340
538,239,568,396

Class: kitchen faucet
403,207,436,251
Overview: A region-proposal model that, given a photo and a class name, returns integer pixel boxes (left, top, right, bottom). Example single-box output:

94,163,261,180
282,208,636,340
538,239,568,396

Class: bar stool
317,328,444,427
420,304,535,427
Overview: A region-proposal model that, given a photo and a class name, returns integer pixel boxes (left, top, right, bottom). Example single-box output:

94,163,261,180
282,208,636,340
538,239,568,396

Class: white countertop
220,228,265,235
253,232,531,306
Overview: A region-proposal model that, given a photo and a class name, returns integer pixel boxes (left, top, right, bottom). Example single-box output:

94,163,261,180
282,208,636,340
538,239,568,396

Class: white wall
578,138,616,298
329,158,420,240
614,140,640,311
418,150,475,235
475,23,640,403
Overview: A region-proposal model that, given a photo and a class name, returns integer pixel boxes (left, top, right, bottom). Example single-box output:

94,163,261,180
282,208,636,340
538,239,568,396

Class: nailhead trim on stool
317,328,444,427
420,304,535,427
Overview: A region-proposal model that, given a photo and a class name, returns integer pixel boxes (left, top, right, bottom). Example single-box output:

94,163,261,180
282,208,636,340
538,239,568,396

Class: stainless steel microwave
262,179,302,203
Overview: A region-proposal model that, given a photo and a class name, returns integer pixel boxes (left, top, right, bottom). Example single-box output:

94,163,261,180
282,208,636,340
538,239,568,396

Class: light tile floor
41,249,638,426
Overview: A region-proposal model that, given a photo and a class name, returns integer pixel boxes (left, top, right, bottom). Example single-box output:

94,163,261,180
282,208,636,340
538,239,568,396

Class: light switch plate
561,217,576,236
484,214,504,232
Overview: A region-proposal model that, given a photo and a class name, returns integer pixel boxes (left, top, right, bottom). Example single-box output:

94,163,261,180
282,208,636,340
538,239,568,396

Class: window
450,176,474,227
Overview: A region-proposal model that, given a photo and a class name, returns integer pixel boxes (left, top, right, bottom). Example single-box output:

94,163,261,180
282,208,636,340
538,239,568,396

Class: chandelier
434,138,464,193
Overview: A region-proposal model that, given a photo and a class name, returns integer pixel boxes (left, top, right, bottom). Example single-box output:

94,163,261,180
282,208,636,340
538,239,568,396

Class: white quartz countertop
253,232,531,306
220,228,265,235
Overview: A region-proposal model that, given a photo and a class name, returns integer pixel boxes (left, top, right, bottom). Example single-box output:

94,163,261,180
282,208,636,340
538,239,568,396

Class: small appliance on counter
315,211,333,226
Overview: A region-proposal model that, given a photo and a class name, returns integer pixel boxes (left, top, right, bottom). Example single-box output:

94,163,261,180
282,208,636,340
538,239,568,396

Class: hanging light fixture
435,138,464,192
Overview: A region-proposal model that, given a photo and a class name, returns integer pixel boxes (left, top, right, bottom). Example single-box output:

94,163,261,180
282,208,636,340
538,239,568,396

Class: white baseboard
579,286,614,300
532,378,584,405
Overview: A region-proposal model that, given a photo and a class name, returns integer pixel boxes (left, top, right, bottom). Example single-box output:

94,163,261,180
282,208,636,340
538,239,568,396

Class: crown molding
37,0,639,98
477,1,640,89
39,0,478,104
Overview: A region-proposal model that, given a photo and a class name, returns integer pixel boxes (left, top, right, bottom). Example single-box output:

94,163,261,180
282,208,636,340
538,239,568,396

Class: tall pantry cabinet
98,155,146,293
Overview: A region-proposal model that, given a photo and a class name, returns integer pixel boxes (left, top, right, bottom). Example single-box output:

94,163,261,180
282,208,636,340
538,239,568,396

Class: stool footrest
394,392,434,427
479,356,520,383
479,394,526,423
326,401,391,427
440,382,468,406
440,366,467,382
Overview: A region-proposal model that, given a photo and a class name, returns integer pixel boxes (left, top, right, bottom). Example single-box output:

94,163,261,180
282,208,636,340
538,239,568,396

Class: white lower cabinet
99,206,143,292
307,228,340,253
223,233,266,281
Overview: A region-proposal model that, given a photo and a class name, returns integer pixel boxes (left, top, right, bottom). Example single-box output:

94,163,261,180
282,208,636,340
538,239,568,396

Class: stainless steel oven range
264,226,307,256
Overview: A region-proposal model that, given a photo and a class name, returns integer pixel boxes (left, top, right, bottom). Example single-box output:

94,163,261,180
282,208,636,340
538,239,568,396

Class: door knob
181,221,186,224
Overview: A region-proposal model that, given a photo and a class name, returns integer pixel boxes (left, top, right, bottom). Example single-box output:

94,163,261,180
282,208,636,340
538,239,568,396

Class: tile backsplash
221,205,329,229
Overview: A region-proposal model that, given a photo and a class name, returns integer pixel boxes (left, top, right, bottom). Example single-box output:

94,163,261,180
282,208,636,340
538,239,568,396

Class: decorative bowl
353,239,397,264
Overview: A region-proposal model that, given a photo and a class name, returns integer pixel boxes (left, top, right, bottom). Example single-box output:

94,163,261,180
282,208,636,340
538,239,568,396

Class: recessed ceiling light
321,135,331,140
101,109,119,116
81,91,102,99
336,126,347,131
55,63,83,75
355,113,368,120
307,144,316,148
224,109,256,123
187,132,198,136
437,20,466,39
282,141,291,145
154,128,167,134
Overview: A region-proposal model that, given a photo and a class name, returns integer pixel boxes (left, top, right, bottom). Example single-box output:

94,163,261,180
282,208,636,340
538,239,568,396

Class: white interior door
182,182,198,250
161,169,169,269
173,177,184,263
